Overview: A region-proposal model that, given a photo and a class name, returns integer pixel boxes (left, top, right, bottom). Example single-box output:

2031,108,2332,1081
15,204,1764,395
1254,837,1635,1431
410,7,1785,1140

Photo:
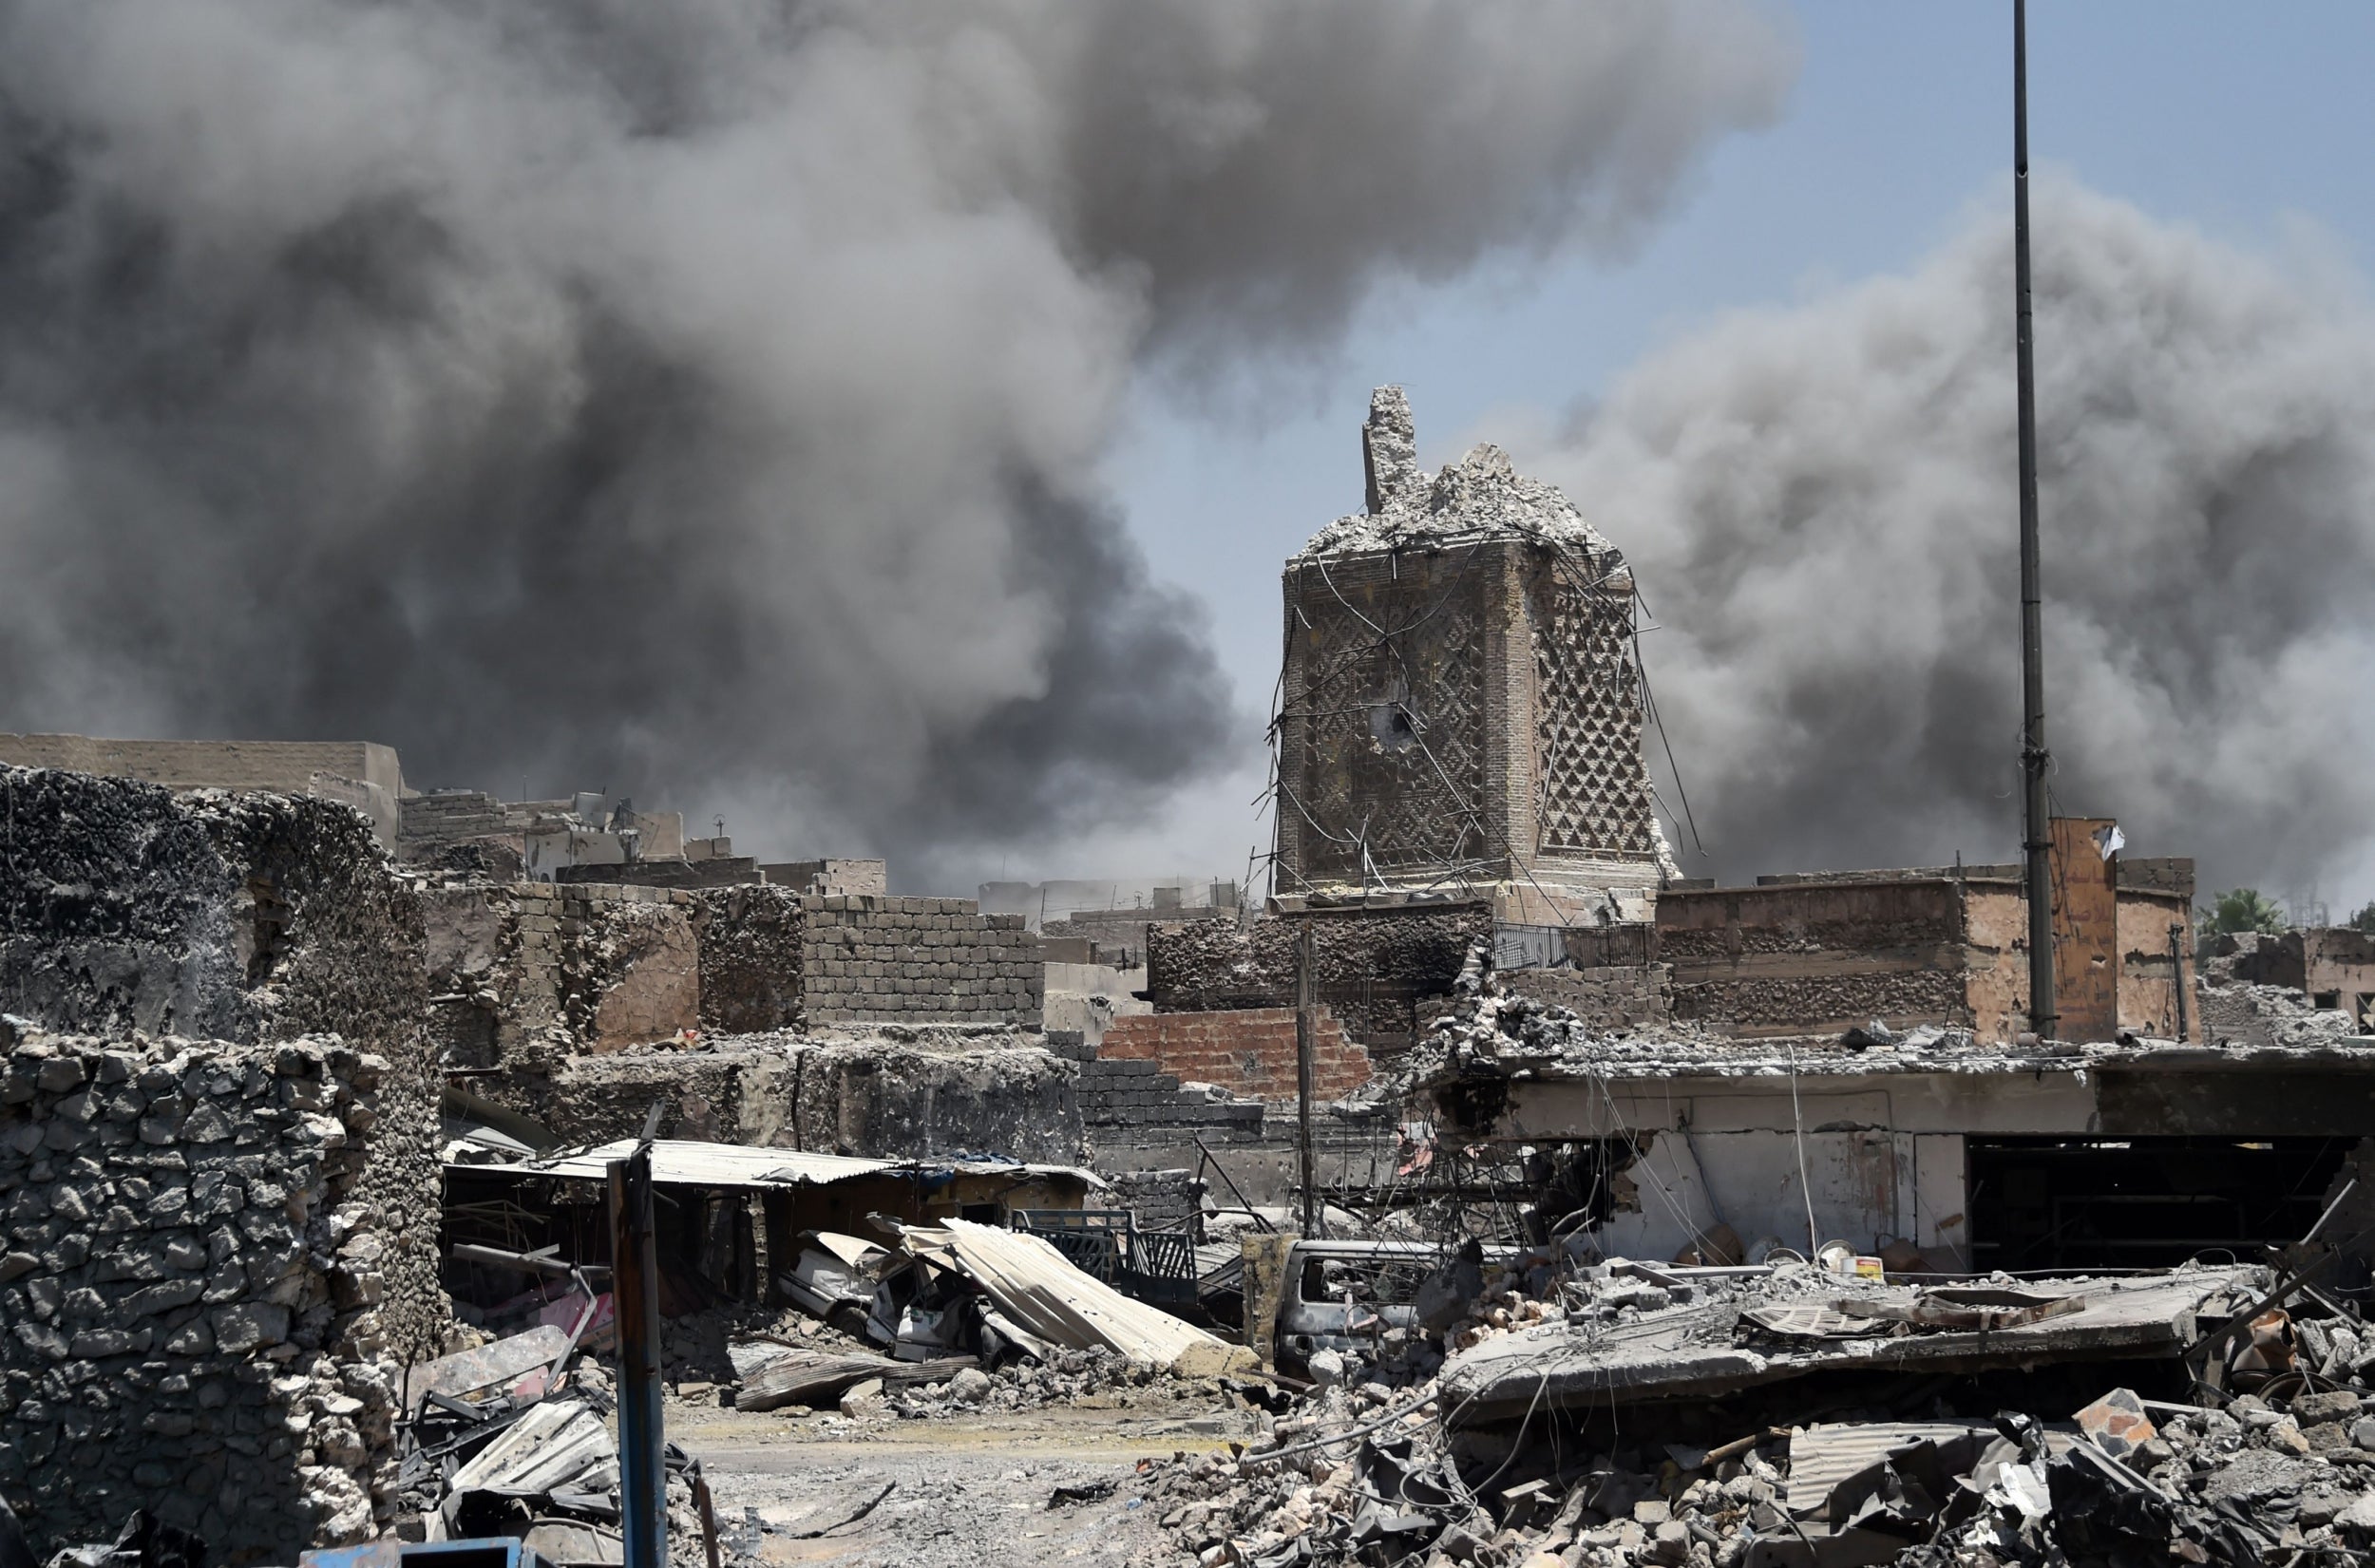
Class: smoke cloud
1543,177,2375,906
0,0,1793,873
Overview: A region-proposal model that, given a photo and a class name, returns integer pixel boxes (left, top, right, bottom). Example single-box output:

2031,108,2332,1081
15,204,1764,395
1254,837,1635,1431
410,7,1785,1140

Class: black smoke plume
1545,178,2375,905
0,0,1793,871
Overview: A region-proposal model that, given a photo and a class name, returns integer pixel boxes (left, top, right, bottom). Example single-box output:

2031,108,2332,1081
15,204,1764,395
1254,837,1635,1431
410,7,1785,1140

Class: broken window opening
1966,1136,2350,1274
1367,697,1420,755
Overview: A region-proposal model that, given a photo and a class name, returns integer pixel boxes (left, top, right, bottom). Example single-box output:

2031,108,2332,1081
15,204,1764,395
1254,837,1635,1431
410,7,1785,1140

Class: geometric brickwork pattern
1292,576,1488,883
1531,575,1661,857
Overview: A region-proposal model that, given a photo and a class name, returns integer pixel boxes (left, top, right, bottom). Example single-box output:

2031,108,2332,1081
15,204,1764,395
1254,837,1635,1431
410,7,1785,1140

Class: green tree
2198,887,2289,938
2348,901,2375,936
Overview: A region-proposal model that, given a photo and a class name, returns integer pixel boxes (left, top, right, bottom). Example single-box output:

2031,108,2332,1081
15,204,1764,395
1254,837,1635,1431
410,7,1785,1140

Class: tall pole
1294,922,1319,1236
611,1143,666,1568
2014,0,2057,1039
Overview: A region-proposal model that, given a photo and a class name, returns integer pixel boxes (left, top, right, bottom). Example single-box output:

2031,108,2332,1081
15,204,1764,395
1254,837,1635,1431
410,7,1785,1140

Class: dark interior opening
1966,1136,2349,1273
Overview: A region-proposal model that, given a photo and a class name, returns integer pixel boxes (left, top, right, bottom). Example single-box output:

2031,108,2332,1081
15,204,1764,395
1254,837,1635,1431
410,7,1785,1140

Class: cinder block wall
0,1032,419,1557
800,895,1042,1028
1098,1008,1372,1104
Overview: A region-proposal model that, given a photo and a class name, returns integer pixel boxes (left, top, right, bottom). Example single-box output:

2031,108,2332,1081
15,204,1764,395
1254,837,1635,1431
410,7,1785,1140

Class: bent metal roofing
442,1135,1102,1192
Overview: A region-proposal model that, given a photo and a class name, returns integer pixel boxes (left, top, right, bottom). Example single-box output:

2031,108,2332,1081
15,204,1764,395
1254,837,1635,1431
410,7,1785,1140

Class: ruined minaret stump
1273,387,1675,923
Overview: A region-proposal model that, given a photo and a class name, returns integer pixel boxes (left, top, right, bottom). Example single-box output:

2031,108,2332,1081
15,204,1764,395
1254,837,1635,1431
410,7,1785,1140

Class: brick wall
1098,1008,1372,1104
801,895,1042,1028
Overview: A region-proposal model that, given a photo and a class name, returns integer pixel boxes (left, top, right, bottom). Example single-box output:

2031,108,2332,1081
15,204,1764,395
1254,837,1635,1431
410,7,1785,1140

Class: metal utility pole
611,1129,666,1568
1294,922,1319,1236
2014,0,2056,1039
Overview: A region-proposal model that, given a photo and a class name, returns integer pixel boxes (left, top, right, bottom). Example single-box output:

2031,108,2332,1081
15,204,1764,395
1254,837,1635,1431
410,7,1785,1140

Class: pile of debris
1135,1242,2375,1566
709,1217,1251,1420
2198,946,2370,1050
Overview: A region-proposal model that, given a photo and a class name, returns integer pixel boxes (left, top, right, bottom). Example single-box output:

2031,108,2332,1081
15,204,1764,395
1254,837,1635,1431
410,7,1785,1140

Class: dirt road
668,1397,1251,1567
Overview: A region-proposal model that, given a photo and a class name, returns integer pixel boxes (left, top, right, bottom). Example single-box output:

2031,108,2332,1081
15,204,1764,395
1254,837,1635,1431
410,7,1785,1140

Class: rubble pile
883,1347,1222,1419
1143,1268,2375,1568
1297,387,1614,562
0,1029,416,1558
2198,947,2368,1049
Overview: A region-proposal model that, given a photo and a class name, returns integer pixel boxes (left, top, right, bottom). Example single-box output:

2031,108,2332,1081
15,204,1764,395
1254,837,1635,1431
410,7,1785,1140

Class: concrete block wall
1074,1057,1264,1142
396,790,513,849
763,860,887,897
1099,1168,1207,1237
801,896,1042,1028
1097,1008,1372,1105
0,1031,419,1559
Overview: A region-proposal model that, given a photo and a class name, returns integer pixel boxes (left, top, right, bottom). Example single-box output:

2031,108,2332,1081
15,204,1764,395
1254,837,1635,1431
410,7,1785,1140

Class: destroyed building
1274,387,1676,927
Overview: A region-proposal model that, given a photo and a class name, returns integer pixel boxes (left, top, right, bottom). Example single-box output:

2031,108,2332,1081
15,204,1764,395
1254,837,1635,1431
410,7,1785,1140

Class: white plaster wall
1498,1067,2098,1140
1589,1128,1971,1271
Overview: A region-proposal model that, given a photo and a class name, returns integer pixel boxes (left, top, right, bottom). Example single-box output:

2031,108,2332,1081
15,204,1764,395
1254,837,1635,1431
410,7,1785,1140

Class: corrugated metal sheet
443,1137,1101,1192
1784,1421,1998,1516
901,1217,1220,1369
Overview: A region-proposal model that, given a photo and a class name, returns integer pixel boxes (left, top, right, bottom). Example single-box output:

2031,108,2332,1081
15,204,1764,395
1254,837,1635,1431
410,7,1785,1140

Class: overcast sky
1094,2,2375,916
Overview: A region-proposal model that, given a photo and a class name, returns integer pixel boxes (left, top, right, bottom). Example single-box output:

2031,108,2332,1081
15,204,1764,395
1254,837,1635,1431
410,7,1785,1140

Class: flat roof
443,1135,1103,1191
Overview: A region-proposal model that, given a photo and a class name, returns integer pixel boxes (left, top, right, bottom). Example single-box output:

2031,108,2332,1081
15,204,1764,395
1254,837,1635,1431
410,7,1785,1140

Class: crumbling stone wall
0,768,446,1370
801,896,1041,1027
694,884,806,1034
0,1030,418,1559
1501,964,1668,1028
1098,1008,1373,1104
1146,906,1487,1045
0,767,424,1048
1659,880,1971,1037
485,1034,1086,1163
422,882,703,1059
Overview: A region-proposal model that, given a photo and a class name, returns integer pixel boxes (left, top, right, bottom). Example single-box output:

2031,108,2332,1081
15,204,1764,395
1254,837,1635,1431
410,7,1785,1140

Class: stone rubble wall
693,885,806,1035
1147,908,1488,1045
485,1034,1086,1163
801,896,1042,1028
1097,1009,1373,1105
0,766,426,1051
0,1030,413,1560
1500,964,1670,1030
423,882,704,1060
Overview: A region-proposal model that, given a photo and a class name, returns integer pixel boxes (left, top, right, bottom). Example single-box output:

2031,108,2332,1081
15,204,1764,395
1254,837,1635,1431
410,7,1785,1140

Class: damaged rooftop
2,389,2372,1568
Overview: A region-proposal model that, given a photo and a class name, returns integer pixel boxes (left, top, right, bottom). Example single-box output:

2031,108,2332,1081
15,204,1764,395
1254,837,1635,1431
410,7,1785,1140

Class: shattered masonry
1275,387,1675,925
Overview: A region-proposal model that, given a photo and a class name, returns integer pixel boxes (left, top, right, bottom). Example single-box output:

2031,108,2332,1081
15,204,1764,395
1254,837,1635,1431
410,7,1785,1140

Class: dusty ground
668,1392,1257,1568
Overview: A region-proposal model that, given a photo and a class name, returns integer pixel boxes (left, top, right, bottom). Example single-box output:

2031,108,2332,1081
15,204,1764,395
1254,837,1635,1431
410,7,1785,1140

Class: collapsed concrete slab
1436,1264,2258,1420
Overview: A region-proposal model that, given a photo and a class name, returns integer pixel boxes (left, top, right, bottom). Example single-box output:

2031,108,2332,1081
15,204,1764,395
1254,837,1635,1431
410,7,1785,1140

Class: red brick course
1098,1007,1373,1103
